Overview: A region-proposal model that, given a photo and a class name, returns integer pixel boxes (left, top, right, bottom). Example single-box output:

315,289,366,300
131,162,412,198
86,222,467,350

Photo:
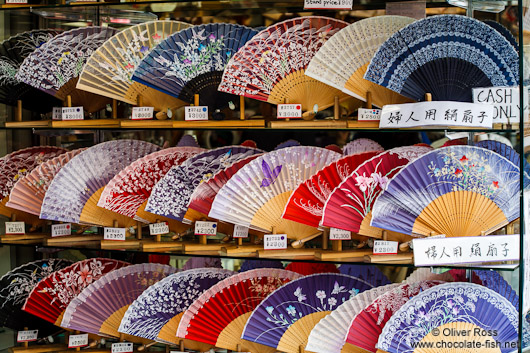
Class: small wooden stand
240,95,245,120
333,96,340,120
182,219,226,252
194,94,200,107
15,100,22,122
111,99,117,119
365,91,373,109
9,344,67,353
315,249,372,261
364,253,413,264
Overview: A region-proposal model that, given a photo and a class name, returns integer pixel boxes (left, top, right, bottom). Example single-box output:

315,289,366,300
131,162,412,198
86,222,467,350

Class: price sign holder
111,342,133,353
51,223,72,237
104,227,127,241
373,240,399,255
149,222,170,242
17,330,38,343
185,106,208,121
131,106,154,120
61,107,84,121
68,333,89,348
5,221,25,235
277,104,302,119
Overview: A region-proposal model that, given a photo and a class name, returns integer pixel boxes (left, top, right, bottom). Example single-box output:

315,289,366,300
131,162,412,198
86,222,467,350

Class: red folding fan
284,262,339,276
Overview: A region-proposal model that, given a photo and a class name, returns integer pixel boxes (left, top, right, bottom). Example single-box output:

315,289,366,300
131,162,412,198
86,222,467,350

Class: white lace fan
40,140,160,226
305,16,415,108
209,146,341,240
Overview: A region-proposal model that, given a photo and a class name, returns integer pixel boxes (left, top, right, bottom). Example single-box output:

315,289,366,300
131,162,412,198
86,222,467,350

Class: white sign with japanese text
131,106,154,120
5,222,25,235
6,0,28,3
472,86,528,124
61,107,84,120
233,224,249,238
329,228,351,240
195,221,217,236
264,234,287,250
51,223,71,237
358,108,381,122
104,227,126,241
413,234,519,266
52,107,62,120
277,104,302,119
304,0,353,10
111,342,133,353
68,334,88,348
380,101,494,129
373,240,399,255
185,106,208,121
17,330,38,342
149,222,169,235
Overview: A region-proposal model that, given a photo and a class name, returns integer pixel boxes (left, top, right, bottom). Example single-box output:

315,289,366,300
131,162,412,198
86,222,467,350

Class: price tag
233,224,249,238
131,106,154,120
5,0,28,4
195,221,217,236
304,0,353,9
149,222,169,235
358,108,381,122
5,221,25,235
373,240,399,255
277,104,302,119
52,107,62,120
17,330,38,342
104,227,126,241
51,223,71,237
264,234,287,250
68,333,88,348
61,107,84,120
185,106,208,121
329,228,351,240
111,342,133,353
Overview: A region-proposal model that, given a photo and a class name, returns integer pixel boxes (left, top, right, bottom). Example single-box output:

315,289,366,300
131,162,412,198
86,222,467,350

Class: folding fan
275,140,301,150
119,268,234,348
370,146,520,237
343,139,384,156
182,257,222,270
77,21,191,115
209,146,341,240
176,268,301,352
188,153,262,216
0,259,72,336
321,146,432,240
484,20,518,50
239,260,284,272
284,262,339,276
242,273,374,353
376,282,519,353
22,258,129,326
364,15,520,102
0,29,62,112
305,283,400,353
346,280,444,353
218,17,349,113
404,268,458,283
40,140,159,227
133,23,258,112
339,265,390,287
282,152,380,228
473,270,519,308
7,149,85,216
16,27,118,112
306,16,414,107
146,146,263,222
61,263,177,337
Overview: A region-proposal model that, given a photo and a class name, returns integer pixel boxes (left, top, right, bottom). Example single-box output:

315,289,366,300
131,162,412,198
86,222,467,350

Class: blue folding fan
338,264,390,287
484,20,518,50
364,15,519,102
132,23,258,113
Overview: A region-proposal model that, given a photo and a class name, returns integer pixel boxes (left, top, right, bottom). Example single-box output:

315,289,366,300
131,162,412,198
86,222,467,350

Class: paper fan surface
61,263,177,337
339,265,390,287
133,23,258,111
484,20,518,50
321,146,432,239
146,146,263,222
176,268,301,352
343,139,384,156
239,260,284,272
22,258,129,326
346,280,444,352
182,257,222,270
40,140,159,226
404,268,457,283
376,282,519,353
7,149,85,216
242,273,374,353
364,15,519,102
371,146,520,237
284,262,339,276
219,17,349,113
473,270,518,308
119,268,234,347
0,29,62,112
283,152,380,228
0,259,72,336
306,16,414,107
16,27,118,112
209,146,341,239
305,283,400,353
77,20,191,111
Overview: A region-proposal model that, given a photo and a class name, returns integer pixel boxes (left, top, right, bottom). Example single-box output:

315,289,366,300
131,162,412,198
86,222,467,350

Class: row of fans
1,14,520,117
0,257,525,353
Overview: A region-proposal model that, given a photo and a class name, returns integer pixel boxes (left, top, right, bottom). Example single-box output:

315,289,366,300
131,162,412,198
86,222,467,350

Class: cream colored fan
306,16,415,108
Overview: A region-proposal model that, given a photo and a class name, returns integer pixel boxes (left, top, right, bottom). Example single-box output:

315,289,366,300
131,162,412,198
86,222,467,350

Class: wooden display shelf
346,121,380,129
51,119,120,128
100,238,143,249
45,234,103,245
9,344,67,353
183,242,227,252
315,248,372,261
120,120,173,129
364,253,414,264
0,233,47,243
269,120,348,129
173,119,265,129
221,244,263,255
141,240,189,251
257,248,317,259
4,120,51,128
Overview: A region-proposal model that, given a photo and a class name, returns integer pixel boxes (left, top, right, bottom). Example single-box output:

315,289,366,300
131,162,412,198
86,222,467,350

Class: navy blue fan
364,15,519,102
339,264,390,287
484,20,518,51
132,23,258,113
238,260,284,272
473,270,518,309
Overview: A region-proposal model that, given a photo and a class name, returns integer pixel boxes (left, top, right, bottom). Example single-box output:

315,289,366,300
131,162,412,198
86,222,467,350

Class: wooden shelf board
221,244,262,255
257,248,317,259
10,344,67,353
315,249,372,261
100,238,143,249
173,119,265,129
1,233,47,242
346,121,381,129
364,253,414,264
183,242,226,252
120,119,173,129
141,241,186,251
270,120,348,129
5,120,51,128
45,234,103,245
51,119,120,128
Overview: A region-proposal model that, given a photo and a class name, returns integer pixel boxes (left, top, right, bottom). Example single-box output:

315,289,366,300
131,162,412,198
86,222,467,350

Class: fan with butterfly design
16,27,118,113
218,17,350,115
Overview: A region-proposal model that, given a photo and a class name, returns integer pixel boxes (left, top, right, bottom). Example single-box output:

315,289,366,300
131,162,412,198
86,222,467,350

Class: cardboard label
51,223,71,237
373,240,399,255
104,227,126,241
111,342,133,353
131,106,154,120
5,221,25,235
329,227,351,240
149,222,169,235
185,106,208,121
61,107,84,120
17,330,38,342
472,86,528,124
304,0,353,9
358,108,381,122
52,107,62,120
264,234,287,250
68,334,88,348
195,221,217,236
233,224,249,238
277,104,302,119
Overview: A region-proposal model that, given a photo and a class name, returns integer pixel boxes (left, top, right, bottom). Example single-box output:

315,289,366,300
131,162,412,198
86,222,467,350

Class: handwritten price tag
304,0,353,9
264,234,287,250
61,107,84,120
111,342,133,353
195,221,217,236
277,104,302,119
373,240,399,255
51,223,71,237
17,330,38,342
5,222,25,235
131,106,154,120
329,228,351,240
233,224,249,238
68,333,88,348
104,227,126,241
5,0,29,4
185,106,208,121
52,107,62,120
472,86,528,124
149,222,169,235
358,108,381,122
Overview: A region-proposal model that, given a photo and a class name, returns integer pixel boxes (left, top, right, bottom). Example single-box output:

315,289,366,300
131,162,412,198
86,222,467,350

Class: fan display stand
0,213,47,244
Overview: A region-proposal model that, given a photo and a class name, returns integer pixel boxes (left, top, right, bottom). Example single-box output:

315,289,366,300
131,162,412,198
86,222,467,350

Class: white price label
5,0,28,3
149,222,169,235
195,221,217,236
61,107,84,120
329,228,351,240
68,333,88,348
5,221,25,235
373,240,399,255
111,342,133,353
51,223,71,237
185,106,208,121
17,330,38,342
104,227,126,241
304,0,353,9
264,234,287,250
233,224,249,238
358,108,381,122
277,104,302,119
52,107,62,120
131,106,154,120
